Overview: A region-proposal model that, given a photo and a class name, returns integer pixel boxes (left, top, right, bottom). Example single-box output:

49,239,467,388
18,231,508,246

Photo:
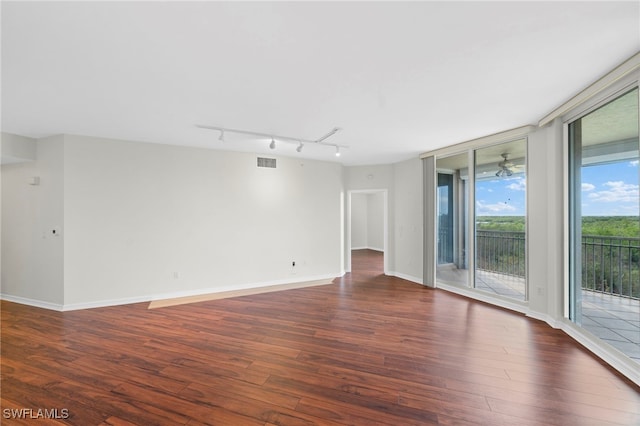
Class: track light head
335,146,341,157
296,142,303,153
269,138,276,149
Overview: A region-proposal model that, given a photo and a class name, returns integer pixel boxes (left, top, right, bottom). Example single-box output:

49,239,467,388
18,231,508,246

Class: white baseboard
436,284,561,328
62,295,154,311
1,273,339,312
526,310,561,329
147,273,337,304
436,282,528,314
559,319,640,387
388,271,423,285
0,294,64,311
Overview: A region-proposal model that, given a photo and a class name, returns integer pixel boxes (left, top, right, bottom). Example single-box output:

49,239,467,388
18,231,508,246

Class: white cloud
477,186,495,193
581,183,595,191
476,200,516,215
587,181,639,203
630,160,639,167
506,177,526,191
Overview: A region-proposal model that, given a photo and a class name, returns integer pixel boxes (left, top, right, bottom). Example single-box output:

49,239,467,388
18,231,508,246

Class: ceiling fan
495,153,515,177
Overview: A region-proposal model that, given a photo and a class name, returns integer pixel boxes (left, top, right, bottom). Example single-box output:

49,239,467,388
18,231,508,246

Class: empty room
2,1,639,425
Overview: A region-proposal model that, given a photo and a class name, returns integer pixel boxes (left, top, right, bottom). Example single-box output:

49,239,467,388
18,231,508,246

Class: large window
568,87,640,363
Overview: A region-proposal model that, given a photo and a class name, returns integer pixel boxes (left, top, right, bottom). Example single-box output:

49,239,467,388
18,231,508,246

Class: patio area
436,266,640,363
581,291,640,362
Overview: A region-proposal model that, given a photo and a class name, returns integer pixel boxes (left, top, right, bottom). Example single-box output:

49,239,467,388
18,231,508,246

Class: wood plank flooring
2,249,639,425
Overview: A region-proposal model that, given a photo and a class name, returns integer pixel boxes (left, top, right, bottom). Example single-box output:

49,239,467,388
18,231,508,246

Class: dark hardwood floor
2,249,639,425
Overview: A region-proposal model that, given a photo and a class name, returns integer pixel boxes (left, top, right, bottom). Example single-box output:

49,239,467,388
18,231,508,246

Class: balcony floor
581,291,640,362
436,265,640,363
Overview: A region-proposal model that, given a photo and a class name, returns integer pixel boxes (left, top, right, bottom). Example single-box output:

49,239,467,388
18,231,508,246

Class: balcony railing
581,235,640,300
476,230,526,278
476,230,640,300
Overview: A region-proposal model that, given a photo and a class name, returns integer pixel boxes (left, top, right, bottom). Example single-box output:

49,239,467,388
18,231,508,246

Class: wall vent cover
257,157,277,168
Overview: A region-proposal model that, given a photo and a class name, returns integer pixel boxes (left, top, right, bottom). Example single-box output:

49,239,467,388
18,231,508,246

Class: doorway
346,190,388,274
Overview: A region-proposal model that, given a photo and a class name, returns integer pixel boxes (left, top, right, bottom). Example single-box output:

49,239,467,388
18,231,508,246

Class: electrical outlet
173,272,180,279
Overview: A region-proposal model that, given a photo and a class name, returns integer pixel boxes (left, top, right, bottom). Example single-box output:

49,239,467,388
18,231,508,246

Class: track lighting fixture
196,124,346,157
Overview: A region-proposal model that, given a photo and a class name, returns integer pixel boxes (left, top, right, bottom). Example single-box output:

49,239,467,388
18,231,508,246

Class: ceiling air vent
257,157,276,168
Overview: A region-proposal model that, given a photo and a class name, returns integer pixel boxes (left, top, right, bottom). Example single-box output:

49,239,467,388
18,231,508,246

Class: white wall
1,135,65,308
350,191,384,251
525,123,564,322
1,134,345,309
350,193,368,249
1,133,423,309
392,157,423,283
367,192,384,251
61,135,343,307
1,132,37,164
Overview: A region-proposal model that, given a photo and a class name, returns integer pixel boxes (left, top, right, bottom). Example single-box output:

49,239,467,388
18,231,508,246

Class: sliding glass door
435,143,527,302
568,87,640,362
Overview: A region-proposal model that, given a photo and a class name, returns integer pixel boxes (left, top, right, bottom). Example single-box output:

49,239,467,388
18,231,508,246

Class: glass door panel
474,139,527,301
436,153,469,287
438,173,454,264
569,88,639,363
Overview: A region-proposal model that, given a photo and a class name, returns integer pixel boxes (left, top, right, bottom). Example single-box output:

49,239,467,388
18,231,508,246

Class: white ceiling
2,1,639,166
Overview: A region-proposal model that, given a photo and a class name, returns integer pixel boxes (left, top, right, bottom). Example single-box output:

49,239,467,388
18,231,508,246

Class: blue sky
581,160,639,216
475,160,639,217
476,175,527,216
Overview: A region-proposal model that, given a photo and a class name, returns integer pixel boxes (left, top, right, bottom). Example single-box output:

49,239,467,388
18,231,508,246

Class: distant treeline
581,216,639,238
475,216,524,232
476,216,639,238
